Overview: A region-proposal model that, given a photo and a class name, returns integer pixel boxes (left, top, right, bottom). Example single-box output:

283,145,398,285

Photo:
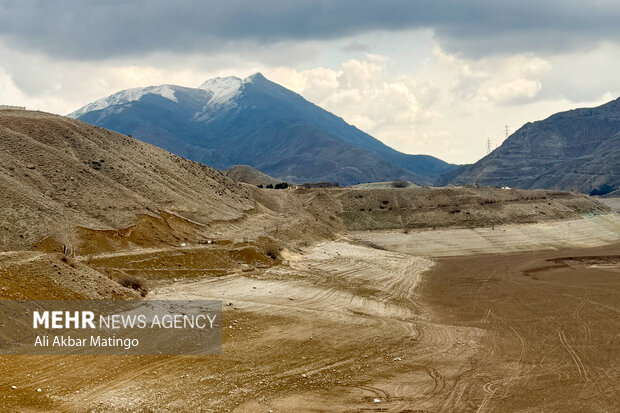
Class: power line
487,125,510,155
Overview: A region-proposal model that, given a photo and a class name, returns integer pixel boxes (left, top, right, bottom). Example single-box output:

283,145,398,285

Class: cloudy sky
1,1,619,164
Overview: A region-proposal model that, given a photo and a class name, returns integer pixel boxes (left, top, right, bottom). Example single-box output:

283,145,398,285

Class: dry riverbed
1,218,619,412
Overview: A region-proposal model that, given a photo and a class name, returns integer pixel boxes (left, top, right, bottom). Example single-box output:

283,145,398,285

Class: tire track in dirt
425,365,446,394
574,290,592,345
475,309,527,413
57,356,185,412
135,241,435,412
556,329,589,382
7,237,617,411
0,251,46,267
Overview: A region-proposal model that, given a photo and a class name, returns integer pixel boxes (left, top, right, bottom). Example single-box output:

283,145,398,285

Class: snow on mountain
198,75,260,106
198,76,241,104
69,85,179,118
70,72,456,185
69,74,264,119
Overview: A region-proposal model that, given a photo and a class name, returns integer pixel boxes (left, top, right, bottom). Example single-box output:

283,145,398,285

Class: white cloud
0,67,22,102
1,37,618,165
486,78,543,104
267,46,614,163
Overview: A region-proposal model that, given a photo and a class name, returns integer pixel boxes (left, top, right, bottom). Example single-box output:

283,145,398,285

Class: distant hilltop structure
0,105,26,110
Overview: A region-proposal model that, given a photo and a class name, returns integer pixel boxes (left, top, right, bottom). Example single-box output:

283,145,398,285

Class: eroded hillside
0,110,613,298
0,110,253,250
0,111,611,255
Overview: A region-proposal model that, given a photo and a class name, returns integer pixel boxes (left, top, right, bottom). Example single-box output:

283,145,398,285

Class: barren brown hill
282,185,610,232
0,110,253,251
226,164,281,186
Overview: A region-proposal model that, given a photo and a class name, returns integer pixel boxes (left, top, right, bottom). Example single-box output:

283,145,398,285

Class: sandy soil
153,241,432,322
598,197,620,213
416,245,620,413
352,214,620,256
1,231,618,412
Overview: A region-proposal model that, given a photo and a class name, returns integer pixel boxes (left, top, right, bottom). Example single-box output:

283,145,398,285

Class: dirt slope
226,164,281,186
598,196,620,213
353,214,620,256
0,110,253,250
290,185,610,232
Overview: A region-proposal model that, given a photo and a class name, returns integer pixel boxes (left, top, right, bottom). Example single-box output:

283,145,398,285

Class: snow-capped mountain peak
198,74,263,106
199,76,241,93
69,85,179,118
69,74,265,119
198,76,243,106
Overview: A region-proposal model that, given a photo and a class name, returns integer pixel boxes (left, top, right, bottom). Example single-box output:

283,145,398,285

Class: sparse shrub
118,275,148,297
391,180,409,188
257,184,263,188
266,184,274,189
59,255,77,268
361,241,386,250
87,160,102,171
263,241,281,260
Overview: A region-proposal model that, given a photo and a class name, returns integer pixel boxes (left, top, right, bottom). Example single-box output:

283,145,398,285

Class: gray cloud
0,1,619,60
341,41,371,53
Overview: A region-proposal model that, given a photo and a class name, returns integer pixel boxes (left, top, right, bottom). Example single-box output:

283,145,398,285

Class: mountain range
438,98,620,193
70,73,455,186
